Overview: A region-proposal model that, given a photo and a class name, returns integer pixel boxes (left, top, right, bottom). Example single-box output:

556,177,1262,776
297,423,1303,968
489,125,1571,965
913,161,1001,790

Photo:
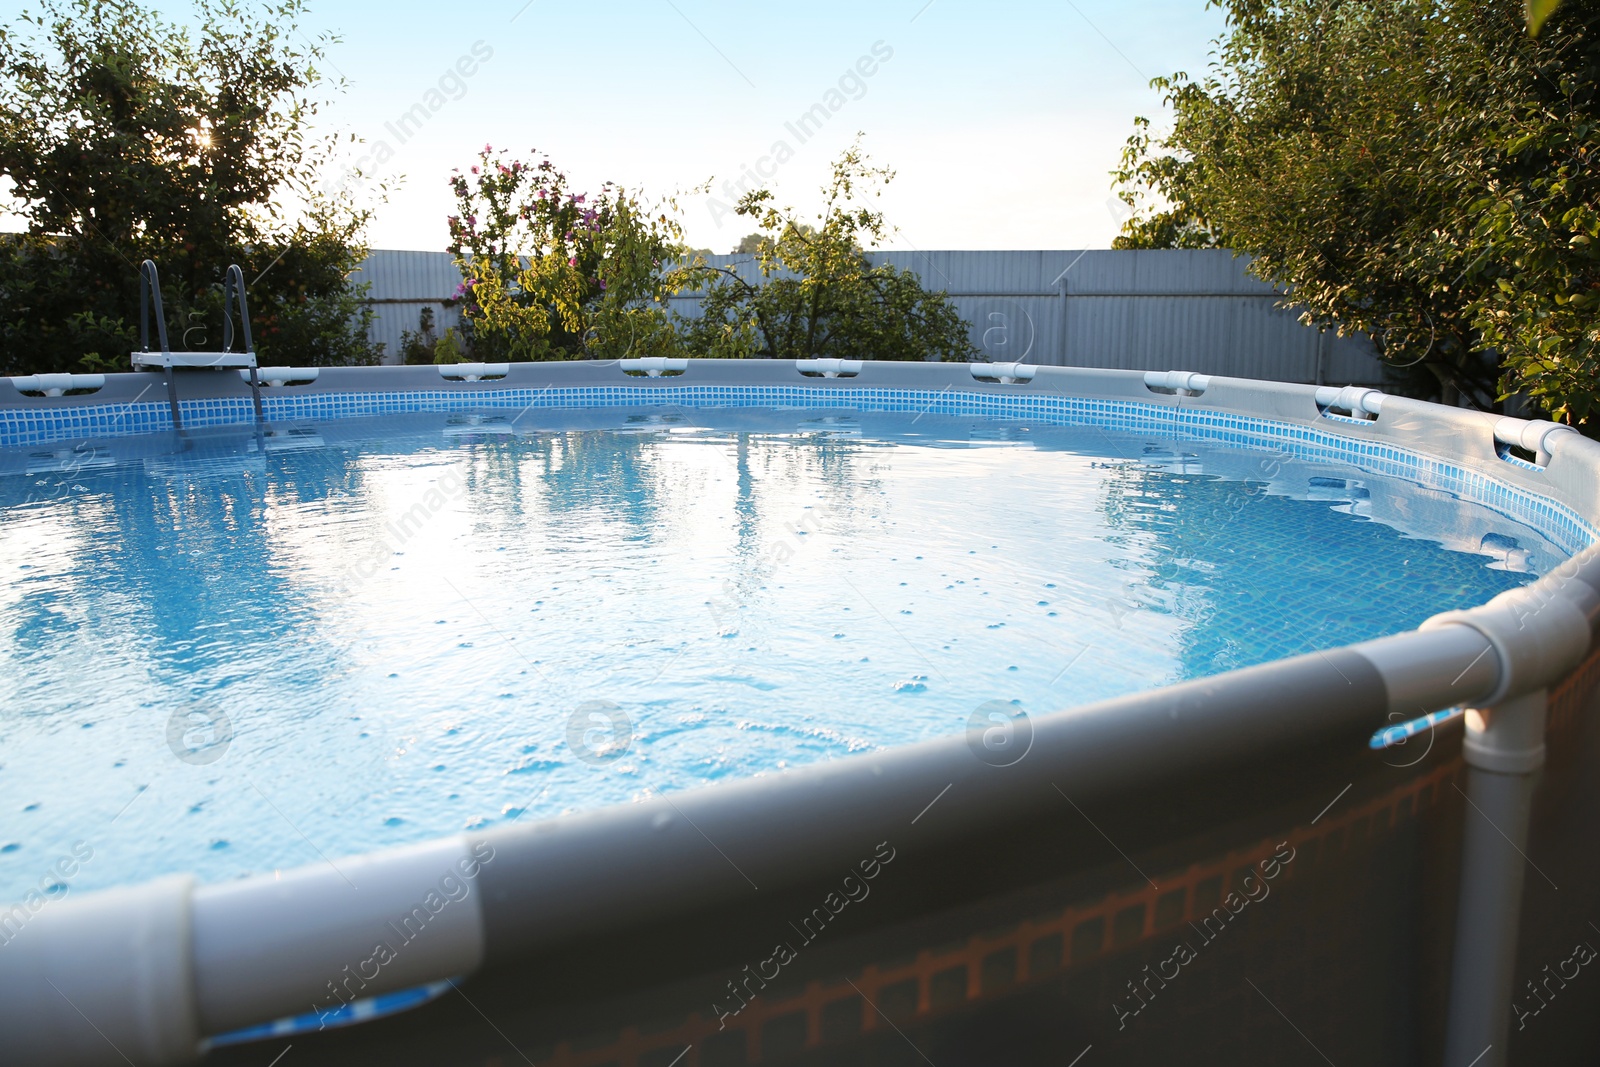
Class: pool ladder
132,260,265,430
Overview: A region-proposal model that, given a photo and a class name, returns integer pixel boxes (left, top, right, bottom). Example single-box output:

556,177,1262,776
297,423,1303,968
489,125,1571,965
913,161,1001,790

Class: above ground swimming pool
2,359,1598,1067
0,404,1565,901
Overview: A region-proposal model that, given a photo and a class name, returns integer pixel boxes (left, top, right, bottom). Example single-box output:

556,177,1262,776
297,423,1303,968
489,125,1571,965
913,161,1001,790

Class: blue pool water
0,408,1563,901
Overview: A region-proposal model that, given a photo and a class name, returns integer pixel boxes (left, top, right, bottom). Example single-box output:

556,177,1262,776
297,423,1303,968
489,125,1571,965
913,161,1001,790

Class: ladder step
132,351,259,369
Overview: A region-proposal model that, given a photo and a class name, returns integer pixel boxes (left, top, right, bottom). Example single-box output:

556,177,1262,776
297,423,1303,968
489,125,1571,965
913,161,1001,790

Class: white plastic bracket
972,362,1037,384
796,359,863,378
1421,580,1599,706
1493,417,1577,467
0,874,201,1065
439,363,509,382
8,373,106,397
620,357,688,377
243,367,320,387
1463,689,1548,774
1314,385,1384,420
1143,370,1210,396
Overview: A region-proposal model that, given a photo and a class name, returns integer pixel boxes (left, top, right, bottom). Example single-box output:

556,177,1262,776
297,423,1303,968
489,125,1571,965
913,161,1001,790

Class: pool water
0,408,1562,901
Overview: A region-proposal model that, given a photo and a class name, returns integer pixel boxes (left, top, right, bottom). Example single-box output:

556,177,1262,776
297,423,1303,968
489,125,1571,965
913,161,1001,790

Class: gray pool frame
2,358,1598,1067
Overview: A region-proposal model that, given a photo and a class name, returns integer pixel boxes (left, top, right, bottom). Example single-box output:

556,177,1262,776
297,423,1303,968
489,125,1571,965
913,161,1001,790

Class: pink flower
470,166,479,175
568,257,577,267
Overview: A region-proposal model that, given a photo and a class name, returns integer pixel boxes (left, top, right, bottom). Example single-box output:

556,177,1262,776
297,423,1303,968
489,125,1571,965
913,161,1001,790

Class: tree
733,233,763,254
1467,12,1600,425
0,0,382,374
681,141,976,362
1113,0,1600,425
445,147,687,361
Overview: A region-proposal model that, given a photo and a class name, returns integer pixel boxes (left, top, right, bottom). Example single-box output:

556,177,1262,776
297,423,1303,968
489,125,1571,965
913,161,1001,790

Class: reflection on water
0,409,1559,901
1094,447,1550,681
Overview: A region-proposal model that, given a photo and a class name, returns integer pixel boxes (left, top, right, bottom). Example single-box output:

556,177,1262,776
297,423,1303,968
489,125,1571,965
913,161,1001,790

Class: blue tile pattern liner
4,383,1595,555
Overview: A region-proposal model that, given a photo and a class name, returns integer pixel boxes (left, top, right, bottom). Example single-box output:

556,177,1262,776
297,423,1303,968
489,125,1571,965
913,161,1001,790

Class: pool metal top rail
4,357,1598,537
2,359,1599,1067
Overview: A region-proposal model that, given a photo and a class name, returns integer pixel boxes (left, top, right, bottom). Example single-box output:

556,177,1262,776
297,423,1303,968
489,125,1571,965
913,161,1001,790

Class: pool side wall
3,360,1600,1067
3,361,1597,551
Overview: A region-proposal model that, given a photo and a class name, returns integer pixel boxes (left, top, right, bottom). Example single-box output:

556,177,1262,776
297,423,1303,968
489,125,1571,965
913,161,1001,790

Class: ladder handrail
133,260,265,430
221,264,255,355
138,260,172,355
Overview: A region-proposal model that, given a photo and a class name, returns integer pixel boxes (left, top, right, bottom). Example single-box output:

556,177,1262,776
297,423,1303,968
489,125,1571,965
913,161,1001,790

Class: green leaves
446,148,688,361
679,141,975,363
445,139,976,365
1527,0,1563,35
1113,0,1600,427
0,0,380,373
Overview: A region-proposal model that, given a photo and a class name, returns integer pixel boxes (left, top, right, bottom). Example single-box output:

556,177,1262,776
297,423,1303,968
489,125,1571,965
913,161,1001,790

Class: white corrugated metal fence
353,248,1383,383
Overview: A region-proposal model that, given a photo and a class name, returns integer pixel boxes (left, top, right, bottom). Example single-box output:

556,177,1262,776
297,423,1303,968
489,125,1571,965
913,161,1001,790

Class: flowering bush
445,147,687,360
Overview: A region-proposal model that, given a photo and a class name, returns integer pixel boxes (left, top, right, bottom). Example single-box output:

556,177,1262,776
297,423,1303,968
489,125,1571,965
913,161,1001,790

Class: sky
1,0,1230,252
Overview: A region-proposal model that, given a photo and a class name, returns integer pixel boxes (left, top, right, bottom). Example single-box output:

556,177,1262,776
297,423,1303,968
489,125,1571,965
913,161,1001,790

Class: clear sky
1,0,1229,252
